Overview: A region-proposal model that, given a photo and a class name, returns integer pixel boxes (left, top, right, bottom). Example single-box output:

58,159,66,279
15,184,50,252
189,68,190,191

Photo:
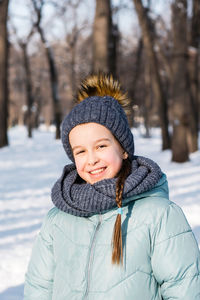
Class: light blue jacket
24,175,200,299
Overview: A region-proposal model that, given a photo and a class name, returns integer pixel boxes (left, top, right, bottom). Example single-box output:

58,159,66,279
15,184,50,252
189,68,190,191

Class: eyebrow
72,138,111,151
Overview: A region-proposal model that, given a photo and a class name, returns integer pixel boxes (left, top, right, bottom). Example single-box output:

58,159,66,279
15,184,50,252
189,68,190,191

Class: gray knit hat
61,95,134,162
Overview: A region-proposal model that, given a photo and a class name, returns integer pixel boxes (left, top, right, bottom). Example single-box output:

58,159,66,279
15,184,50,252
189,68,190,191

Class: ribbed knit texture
51,156,163,217
61,96,134,162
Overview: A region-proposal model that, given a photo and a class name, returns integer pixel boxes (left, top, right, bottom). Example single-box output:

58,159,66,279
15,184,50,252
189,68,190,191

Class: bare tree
171,0,189,162
155,6,199,155
129,38,143,127
143,52,152,138
92,0,117,75
0,0,9,148
64,0,84,109
21,36,34,138
31,0,62,139
8,45,26,126
187,0,200,152
11,24,35,137
132,0,170,150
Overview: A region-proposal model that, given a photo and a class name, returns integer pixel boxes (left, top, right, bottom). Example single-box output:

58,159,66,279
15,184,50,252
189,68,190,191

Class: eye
74,150,85,155
97,144,107,149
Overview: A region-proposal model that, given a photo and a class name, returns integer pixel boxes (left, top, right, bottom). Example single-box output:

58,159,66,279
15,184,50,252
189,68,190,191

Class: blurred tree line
0,0,200,162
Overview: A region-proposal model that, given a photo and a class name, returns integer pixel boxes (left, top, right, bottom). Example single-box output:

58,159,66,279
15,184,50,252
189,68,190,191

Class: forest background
0,0,200,298
0,0,200,162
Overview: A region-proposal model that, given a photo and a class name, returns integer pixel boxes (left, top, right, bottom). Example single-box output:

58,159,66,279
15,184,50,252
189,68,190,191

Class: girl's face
69,123,128,184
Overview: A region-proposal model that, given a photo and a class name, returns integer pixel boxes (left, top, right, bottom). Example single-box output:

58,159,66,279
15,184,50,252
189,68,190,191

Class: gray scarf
51,156,162,217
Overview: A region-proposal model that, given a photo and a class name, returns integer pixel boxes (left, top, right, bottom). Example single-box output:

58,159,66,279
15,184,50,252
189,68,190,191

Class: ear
123,152,128,159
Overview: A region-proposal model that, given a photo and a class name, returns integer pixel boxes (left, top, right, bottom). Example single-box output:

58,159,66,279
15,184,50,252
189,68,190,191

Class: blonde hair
112,159,131,265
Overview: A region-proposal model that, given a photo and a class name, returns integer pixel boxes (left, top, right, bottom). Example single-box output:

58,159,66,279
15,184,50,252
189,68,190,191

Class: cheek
74,157,85,173
104,149,123,167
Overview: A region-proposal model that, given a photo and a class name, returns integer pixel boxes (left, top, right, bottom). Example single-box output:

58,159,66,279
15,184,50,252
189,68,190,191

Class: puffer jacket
24,175,200,299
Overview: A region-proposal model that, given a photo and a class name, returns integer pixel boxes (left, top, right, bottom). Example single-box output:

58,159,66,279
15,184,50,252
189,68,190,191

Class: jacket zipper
83,214,102,300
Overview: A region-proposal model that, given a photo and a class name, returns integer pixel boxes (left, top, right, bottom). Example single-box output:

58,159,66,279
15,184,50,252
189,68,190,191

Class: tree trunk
109,23,119,77
186,61,198,152
171,0,189,162
93,0,117,75
187,0,200,152
0,0,9,148
129,38,143,128
34,84,42,128
133,0,170,150
66,27,78,111
37,26,61,139
21,43,34,138
144,53,151,138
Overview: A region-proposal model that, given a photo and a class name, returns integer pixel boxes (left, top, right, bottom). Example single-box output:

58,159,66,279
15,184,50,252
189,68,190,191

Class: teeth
90,168,105,174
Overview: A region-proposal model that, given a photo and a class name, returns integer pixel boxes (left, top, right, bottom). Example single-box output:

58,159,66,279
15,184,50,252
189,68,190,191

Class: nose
87,151,99,166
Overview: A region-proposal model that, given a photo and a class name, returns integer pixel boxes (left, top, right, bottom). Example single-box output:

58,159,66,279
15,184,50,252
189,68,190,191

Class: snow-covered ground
0,126,200,300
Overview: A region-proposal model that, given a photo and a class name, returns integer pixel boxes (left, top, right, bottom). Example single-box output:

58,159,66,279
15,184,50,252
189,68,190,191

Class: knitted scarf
51,156,162,217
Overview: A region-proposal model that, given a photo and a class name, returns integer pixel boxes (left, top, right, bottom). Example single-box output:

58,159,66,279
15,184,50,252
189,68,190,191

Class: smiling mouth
89,167,107,175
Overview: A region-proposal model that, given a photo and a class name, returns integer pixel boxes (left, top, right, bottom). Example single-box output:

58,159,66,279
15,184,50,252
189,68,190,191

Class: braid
111,159,132,265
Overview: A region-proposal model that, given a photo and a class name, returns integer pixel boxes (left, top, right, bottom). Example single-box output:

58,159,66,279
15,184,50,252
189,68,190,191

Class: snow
0,125,200,299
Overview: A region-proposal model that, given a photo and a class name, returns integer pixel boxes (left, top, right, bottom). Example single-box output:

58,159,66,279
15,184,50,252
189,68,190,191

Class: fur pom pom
77,73,131,116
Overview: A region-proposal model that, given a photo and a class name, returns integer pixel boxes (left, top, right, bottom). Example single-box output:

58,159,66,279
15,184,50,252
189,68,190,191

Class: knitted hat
61,96,134,162
61,75,134,162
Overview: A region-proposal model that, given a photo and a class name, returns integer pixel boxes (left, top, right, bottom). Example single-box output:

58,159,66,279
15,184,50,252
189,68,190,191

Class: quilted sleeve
24,208,58,300
151,203,200,299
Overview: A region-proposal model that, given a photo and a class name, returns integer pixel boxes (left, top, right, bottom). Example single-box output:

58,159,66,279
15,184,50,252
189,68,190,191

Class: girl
24,74,200,299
